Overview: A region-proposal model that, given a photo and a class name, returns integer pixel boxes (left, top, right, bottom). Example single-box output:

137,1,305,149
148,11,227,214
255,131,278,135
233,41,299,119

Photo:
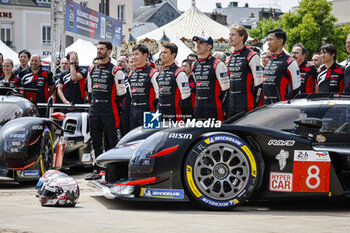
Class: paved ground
1,169,350,233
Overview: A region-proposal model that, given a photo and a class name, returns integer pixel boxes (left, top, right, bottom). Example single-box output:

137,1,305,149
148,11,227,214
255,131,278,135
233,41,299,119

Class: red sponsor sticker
269,172,293,192
292,150,330,192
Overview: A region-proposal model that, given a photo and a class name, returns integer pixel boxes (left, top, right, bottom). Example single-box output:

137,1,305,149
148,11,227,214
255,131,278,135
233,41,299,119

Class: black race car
0,88,92,183
90,93,350,210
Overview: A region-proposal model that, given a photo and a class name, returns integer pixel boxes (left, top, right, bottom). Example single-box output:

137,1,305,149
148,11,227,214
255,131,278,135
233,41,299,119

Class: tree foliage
249,18,281,40
249,0,350,61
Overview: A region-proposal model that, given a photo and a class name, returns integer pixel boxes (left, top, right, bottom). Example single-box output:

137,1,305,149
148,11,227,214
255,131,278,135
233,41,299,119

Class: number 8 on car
293,150,331,193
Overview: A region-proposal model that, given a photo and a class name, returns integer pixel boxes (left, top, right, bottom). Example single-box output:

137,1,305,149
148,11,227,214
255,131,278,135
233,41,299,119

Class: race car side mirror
294,118,323,129
51,112,66,121
294,118,323,140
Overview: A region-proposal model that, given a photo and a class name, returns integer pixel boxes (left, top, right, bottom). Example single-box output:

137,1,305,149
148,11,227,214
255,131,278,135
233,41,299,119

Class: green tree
249,18,281,40
281,0,340,60
249,0,350,61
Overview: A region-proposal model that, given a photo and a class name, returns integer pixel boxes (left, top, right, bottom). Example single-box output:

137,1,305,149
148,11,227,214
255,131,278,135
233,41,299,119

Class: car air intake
64,119,77,134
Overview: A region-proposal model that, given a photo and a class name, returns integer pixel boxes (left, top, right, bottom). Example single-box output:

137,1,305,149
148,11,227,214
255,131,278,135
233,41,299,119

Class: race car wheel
183,134,259,210
39,127,54,176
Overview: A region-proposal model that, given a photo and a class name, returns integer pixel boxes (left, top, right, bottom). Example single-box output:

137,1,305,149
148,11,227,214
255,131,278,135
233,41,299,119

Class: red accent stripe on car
28,135,41,146
11,161,35,170
114,177,157,186
151,145,179,158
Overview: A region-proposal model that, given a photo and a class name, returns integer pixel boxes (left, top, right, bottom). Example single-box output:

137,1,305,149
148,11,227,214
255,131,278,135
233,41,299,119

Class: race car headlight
2,124,30,153
130,132,165,167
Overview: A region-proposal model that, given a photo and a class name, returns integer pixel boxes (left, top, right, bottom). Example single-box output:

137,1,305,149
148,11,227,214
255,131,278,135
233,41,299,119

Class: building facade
213,1,283,28
332,0,350,26
134,1,181,27
0,0,133,58
0,0,52,57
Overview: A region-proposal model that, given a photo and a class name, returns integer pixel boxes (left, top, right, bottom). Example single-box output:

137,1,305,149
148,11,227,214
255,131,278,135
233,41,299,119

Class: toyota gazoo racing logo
268,140,295,147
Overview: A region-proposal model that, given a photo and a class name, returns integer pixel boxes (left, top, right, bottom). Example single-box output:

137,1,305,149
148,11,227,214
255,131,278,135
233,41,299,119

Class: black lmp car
90,93,350,210
0,88,92,183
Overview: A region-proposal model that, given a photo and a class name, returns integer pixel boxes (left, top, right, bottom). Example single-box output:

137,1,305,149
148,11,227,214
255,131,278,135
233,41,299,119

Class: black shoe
85,170,102,180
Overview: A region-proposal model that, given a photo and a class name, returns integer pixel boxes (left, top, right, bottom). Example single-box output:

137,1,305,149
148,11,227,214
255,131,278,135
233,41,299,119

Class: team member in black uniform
86,41,126,180
54,58,70,103
192,34,229,121
129,44,159,130
227,24,263,117
344,33,350,92
312,53,322,69
291,43,317,94
263,29,300,104
317,44,344,93
13,50,31,77
19,54,54,116
0,59,22,88
57,52,87,107
182,59,196,111
119,56,135,137
157,43,192,121
0,53,4,76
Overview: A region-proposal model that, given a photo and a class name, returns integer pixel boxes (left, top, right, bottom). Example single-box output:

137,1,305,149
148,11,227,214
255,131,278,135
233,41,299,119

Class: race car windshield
233,107,302,132
0,103,23,126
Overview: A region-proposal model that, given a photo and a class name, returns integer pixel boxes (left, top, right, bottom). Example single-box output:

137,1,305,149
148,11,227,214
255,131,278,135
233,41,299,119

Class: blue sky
177,0,300,13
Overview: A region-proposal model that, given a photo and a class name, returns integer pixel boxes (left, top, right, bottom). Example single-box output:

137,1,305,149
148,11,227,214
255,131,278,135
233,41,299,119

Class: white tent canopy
43,39,97,67
137,3,230,41
0,40,19,65
153,37,193,64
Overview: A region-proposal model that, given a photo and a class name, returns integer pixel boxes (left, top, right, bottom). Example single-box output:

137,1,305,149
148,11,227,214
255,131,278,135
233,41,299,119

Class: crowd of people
1,26,350,179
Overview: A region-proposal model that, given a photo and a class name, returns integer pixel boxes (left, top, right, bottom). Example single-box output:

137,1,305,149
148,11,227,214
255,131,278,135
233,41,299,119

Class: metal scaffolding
51,0,66,74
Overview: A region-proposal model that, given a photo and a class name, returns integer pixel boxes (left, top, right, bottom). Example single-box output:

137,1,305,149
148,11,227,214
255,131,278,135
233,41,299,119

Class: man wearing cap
192,34,229,121
227,24,263,117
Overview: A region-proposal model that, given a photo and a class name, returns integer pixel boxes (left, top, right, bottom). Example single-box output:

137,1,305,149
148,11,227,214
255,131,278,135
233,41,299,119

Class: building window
118,5,125,22
37,0,51,3
2,0,9,3
80,1,88,7
1,24,12,47
42,25,51,45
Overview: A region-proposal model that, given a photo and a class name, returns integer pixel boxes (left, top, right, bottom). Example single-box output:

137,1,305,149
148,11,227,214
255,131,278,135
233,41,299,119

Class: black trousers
89,111,119,158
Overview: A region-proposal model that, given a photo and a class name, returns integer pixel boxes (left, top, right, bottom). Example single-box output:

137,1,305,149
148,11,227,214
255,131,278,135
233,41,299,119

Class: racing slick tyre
39,127,54,176
183,134,259,210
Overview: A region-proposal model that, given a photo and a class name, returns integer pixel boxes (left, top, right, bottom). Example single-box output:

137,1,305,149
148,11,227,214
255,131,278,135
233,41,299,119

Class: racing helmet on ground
36,170,80,207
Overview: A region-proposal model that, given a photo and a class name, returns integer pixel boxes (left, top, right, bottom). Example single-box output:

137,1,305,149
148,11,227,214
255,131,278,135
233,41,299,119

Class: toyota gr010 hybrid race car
0,88,92,183
90,93,350,210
